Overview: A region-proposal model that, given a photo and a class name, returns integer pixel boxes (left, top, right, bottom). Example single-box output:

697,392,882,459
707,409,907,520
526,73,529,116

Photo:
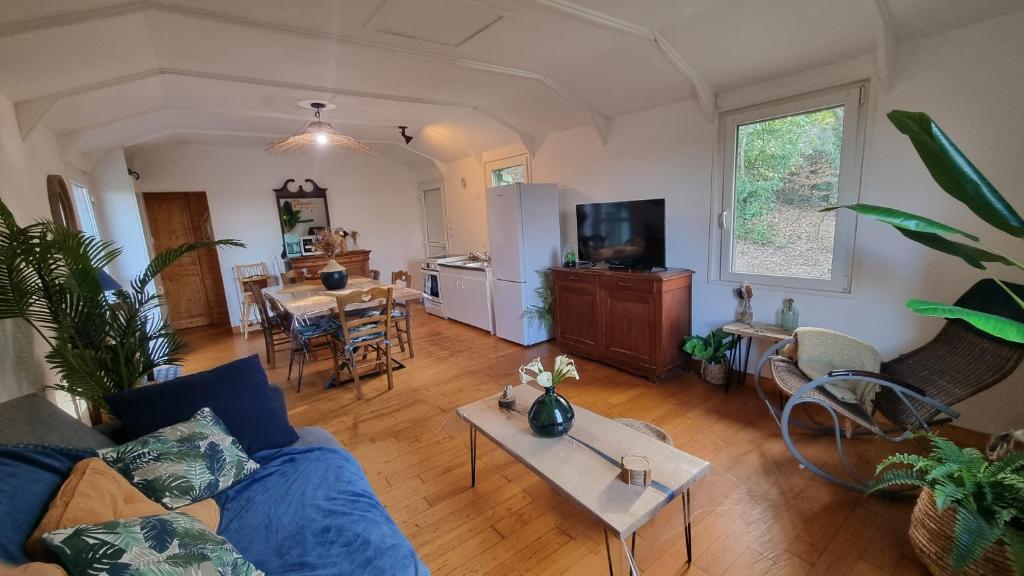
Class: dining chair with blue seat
330,287,395,399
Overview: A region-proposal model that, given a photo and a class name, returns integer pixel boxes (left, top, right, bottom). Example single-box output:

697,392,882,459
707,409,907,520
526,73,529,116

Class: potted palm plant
683,330,737,386
827,110,1022,344
869,433,1023,575
0,198,242,417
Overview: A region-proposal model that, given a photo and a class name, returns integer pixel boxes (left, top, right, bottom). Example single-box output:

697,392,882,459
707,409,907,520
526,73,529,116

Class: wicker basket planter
910,488,1013,575
700,361,728,386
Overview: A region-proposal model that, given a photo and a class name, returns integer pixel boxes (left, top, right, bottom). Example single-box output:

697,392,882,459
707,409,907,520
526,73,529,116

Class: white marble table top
456,384,709,538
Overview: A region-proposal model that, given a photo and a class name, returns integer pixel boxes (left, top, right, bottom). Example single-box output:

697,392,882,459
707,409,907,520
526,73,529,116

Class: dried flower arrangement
312,227,359,257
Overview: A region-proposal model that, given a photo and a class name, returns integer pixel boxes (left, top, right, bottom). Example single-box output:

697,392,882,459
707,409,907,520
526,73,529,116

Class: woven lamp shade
265,121,375,155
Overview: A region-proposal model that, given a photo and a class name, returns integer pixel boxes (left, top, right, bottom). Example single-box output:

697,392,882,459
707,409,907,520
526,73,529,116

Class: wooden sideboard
287,249,371,280
550,267,693,381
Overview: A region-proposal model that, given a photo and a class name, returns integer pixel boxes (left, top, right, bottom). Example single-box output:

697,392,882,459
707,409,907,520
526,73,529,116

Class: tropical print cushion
43,511,263,576
98,408,259,509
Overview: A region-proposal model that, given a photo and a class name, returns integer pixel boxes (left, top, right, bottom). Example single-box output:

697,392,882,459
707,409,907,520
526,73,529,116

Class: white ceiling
0,0,1020,171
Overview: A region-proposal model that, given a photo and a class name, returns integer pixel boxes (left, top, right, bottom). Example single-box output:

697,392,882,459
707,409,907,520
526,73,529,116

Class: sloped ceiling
1,0,1021,171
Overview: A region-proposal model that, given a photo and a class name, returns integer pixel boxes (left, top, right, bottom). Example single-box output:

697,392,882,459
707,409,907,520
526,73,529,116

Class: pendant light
265,102,374,154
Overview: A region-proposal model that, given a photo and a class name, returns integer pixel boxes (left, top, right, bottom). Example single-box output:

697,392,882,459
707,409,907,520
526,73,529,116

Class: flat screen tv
576,199,665,269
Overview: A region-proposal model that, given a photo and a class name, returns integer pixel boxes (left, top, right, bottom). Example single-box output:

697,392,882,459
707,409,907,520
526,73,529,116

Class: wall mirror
46,174,78,230
274,178,330,258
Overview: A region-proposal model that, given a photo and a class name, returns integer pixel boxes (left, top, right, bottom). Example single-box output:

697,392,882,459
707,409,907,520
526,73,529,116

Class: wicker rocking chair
754,279,1024,492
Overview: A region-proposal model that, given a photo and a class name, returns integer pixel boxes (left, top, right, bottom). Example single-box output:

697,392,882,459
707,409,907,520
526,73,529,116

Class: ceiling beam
1,0,608,148
14,96,56,140
868,0,898,92
531,0,715,121
14,67,531,163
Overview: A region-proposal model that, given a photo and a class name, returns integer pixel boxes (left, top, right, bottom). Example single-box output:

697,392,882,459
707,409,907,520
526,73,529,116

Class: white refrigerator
487,183,561,346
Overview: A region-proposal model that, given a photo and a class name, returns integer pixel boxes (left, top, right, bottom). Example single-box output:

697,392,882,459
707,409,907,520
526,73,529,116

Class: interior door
420,180,448,256
144,192,228,330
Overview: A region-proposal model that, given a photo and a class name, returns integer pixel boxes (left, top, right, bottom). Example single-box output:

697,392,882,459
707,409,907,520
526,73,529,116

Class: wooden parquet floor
180,305,985,576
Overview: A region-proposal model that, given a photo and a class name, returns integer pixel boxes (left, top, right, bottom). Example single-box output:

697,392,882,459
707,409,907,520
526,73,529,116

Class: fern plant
0,198,243,412
869,433,1024,574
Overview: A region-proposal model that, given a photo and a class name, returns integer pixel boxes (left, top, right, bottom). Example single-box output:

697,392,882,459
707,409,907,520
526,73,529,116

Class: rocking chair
754,279,1024,492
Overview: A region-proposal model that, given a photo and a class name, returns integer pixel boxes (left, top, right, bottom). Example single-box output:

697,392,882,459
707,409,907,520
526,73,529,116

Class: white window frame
712,81,868,293
69,181,101,239
484,153,531,187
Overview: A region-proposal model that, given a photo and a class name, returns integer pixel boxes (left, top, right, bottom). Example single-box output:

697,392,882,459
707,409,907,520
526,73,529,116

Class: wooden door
601,286,657,368
553,277,600,351
143,192,229,329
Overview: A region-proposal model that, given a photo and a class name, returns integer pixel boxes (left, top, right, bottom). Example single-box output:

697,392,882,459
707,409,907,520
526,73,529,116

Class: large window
716,83,867,292
485,153,531,187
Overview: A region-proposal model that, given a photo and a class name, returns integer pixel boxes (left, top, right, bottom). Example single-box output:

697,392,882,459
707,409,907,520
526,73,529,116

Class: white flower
553,355,579,384
536,371,553,388
518,366,533,384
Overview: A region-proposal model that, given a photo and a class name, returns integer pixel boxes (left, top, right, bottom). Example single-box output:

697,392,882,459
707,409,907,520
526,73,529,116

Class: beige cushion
0,562,68,575
794,327,882,411
25,458,220,562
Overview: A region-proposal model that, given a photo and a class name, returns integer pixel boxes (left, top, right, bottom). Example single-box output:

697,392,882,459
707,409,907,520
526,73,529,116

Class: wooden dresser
550,267,693,381
287,249,371,279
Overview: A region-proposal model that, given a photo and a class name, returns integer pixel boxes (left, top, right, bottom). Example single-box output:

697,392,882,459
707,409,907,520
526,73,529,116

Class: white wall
441,12,1024,433
126,144,426,327
0,94,93,414
442,156,489,255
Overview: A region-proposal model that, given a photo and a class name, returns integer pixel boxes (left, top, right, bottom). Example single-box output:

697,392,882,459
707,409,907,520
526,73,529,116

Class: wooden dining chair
330,287,394,399
390,270,415,358
368,269,381,281
245,281,292,369
234,262,270,339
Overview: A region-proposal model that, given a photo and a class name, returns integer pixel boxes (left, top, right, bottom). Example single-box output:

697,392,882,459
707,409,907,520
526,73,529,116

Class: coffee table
456,385,710,575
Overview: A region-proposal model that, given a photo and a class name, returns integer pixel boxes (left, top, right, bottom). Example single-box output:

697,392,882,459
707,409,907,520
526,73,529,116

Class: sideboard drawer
599,276,656,294
552,270,598,286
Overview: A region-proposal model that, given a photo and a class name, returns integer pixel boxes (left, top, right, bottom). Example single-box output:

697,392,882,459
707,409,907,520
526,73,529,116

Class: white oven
420,255,463,317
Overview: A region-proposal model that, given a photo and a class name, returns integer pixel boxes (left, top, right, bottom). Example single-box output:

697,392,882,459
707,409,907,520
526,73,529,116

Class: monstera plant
0,198,242,412
826,110,1023,344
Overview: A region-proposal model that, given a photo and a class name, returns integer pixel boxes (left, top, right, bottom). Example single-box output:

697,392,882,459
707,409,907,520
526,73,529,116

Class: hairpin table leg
620,536,639,575
604,528,614,575
470,425,478,488
682,489,692,563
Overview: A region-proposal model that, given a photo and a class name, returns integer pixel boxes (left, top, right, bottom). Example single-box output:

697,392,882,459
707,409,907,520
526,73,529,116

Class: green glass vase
528,387,575,437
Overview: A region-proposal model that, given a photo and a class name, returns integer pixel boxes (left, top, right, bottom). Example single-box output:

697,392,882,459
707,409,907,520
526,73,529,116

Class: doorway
420,180,449,257
142,192,229,329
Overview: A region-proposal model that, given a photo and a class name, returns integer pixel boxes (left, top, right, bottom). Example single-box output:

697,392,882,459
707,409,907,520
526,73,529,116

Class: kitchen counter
438,259,491,270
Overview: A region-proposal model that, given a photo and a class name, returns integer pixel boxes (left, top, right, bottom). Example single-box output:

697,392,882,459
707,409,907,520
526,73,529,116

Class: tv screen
576,199,665,269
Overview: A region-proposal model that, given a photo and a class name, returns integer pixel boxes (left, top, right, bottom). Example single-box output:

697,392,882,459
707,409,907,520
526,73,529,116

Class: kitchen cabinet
438,265,494,333
550,267,693,380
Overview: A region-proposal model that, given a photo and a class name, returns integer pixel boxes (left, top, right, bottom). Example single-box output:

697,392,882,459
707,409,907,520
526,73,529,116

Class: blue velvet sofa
0,391,428,575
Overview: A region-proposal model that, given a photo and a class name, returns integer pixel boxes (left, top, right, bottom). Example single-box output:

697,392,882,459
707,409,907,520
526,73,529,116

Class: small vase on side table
528,387,575,437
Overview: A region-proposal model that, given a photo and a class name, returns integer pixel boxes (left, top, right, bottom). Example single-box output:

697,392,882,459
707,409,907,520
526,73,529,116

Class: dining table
262,276,422,389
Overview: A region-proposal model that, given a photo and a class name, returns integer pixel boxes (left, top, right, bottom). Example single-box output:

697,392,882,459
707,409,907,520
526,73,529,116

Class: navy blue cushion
0,445,94,564
105,355,298,455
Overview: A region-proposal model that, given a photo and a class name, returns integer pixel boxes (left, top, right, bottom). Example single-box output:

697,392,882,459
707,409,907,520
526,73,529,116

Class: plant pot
909,488,1013,576
700,361,728,386
320,261,348,290
528,387,575,438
